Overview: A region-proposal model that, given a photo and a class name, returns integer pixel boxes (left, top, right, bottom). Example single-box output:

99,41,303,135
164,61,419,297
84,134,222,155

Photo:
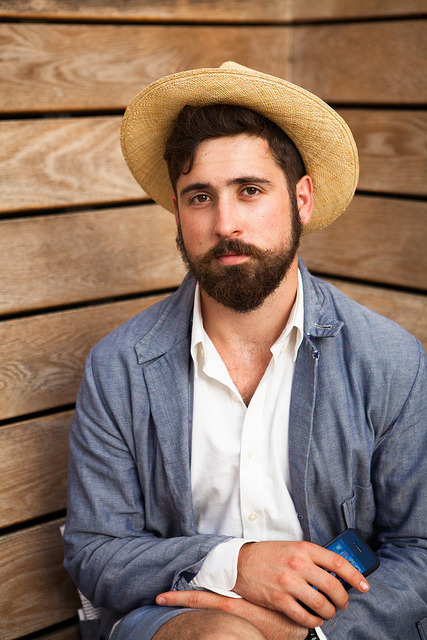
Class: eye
242,186,260,196
190,193,211,204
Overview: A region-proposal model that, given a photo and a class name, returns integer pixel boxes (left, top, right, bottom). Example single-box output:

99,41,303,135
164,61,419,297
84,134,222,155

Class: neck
200,259,299,351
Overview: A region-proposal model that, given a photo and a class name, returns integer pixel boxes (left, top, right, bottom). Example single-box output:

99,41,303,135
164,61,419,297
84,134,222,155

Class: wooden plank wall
0,2,426,639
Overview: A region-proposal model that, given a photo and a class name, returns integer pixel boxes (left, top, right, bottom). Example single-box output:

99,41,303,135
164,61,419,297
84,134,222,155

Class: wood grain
0,204,185,315
292,0,427,20
0,23,289,113
293,20,427,104
1,0,424,21
0,294,165,422
300,196,427,291
339,109,427,197
0,411,73,528
2,109,425,214
326,278,427,349
0,116,142,212
0,0,292,22
0,519,80,640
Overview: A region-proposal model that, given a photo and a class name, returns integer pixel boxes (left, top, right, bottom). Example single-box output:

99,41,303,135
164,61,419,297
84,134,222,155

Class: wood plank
292,0,427,20
1,0,424,21
300,196,427,291
339,109,427,197
0,23,289,113
0,204,185,315
0,412,73,528
2,108,425,214
326,279,427,350
0,519,80,640
292,20,427,104
0,294,166,422
0,0,292,22
0,116,142,212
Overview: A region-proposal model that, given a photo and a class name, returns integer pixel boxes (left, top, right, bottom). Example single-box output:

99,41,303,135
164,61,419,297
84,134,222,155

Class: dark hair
163,104,306,196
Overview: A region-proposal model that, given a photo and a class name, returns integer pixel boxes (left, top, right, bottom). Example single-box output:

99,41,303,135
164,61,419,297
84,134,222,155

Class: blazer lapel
291,260,345,543
288,336,319,542
142,337,196,534
133,275,197,534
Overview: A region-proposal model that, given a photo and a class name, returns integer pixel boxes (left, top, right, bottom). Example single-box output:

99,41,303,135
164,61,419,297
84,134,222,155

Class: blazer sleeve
63,349,230,614
321,339,427,640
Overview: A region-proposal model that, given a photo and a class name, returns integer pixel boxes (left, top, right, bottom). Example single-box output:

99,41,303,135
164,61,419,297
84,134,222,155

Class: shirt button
247,450,255,459
248,512,258,521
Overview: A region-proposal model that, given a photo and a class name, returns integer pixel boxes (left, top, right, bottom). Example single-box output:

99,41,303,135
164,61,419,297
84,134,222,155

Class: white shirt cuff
189,539,255,597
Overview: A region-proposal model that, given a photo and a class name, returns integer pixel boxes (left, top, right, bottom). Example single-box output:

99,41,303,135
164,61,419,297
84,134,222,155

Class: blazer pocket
342,484,376,541
417,617,427,640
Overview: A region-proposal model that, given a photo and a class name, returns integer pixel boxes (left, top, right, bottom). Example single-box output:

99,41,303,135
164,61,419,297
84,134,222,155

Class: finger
296,584,338,620
158,590,310,638
260,553,339,619
156,590,231,610
313,547,370,593
299,564,349,612
280,593,325,629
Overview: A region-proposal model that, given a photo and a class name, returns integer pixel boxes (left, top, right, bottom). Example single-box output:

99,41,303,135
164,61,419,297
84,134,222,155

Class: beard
176,201,302,313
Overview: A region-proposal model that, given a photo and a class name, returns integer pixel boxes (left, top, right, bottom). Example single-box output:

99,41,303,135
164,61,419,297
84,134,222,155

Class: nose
213,196,243,238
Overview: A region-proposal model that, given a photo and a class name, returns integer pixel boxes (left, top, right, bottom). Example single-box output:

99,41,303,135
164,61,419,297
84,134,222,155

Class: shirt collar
190,270,305,375
190,283,207,378
270,269,304,363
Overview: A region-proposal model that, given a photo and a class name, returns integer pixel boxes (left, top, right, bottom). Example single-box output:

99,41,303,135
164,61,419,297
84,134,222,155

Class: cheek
180,218,210,253
256,208,288,239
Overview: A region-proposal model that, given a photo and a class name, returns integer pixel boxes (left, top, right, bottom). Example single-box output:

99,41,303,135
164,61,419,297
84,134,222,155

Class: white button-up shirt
189,272,305,595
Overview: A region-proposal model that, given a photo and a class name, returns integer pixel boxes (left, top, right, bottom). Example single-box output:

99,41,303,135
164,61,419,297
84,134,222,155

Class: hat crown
219,61,251,72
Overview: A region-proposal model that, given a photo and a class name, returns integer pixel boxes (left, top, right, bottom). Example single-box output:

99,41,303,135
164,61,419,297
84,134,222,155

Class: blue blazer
64,260,427,639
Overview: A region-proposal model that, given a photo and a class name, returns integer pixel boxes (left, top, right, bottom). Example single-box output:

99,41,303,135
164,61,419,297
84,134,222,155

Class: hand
234,541,370,627
156,590,307,640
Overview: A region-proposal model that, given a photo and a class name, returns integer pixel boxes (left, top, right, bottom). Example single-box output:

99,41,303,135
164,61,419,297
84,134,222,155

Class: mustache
208,238,267,260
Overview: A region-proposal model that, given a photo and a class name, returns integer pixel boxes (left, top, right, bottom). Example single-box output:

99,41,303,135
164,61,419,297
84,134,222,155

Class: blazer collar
135,273,196,365
299,258,344,339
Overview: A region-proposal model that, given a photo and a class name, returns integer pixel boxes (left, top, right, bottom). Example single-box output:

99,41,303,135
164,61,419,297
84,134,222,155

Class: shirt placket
240,378,268,540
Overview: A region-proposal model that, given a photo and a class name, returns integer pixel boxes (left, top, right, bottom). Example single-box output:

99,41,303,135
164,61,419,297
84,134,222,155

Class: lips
210,239,261,260
216,252,249,265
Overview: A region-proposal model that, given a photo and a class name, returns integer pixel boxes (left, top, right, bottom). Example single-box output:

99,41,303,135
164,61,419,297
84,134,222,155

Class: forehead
178,133,286,183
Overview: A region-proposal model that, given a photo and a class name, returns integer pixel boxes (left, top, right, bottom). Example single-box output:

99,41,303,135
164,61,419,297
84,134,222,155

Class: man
64,62,426,640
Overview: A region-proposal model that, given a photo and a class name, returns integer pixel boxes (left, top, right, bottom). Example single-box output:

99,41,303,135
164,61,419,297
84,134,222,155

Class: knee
154,610,266,640
202,611,266,640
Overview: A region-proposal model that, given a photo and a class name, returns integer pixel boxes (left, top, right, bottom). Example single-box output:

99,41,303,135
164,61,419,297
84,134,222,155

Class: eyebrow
179,176,274,198
179,182,210,198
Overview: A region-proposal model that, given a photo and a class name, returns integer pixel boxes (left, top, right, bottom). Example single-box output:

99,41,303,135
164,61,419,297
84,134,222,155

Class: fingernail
156,596,166,605
360,580,369,592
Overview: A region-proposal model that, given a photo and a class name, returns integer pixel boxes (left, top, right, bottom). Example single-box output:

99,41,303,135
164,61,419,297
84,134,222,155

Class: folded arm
63,350,229,613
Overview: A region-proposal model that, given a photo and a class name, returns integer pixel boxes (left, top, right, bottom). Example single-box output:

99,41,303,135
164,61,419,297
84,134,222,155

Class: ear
296,175,313,228
172,196,180,226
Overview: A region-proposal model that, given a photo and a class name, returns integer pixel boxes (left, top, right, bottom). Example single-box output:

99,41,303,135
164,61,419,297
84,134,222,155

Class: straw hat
121,61,358,234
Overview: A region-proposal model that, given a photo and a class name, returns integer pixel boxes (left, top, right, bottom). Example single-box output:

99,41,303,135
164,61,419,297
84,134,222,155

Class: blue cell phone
325,528,379,589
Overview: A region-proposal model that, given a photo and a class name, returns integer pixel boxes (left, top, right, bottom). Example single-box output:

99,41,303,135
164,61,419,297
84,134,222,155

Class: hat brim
120,63,359,235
